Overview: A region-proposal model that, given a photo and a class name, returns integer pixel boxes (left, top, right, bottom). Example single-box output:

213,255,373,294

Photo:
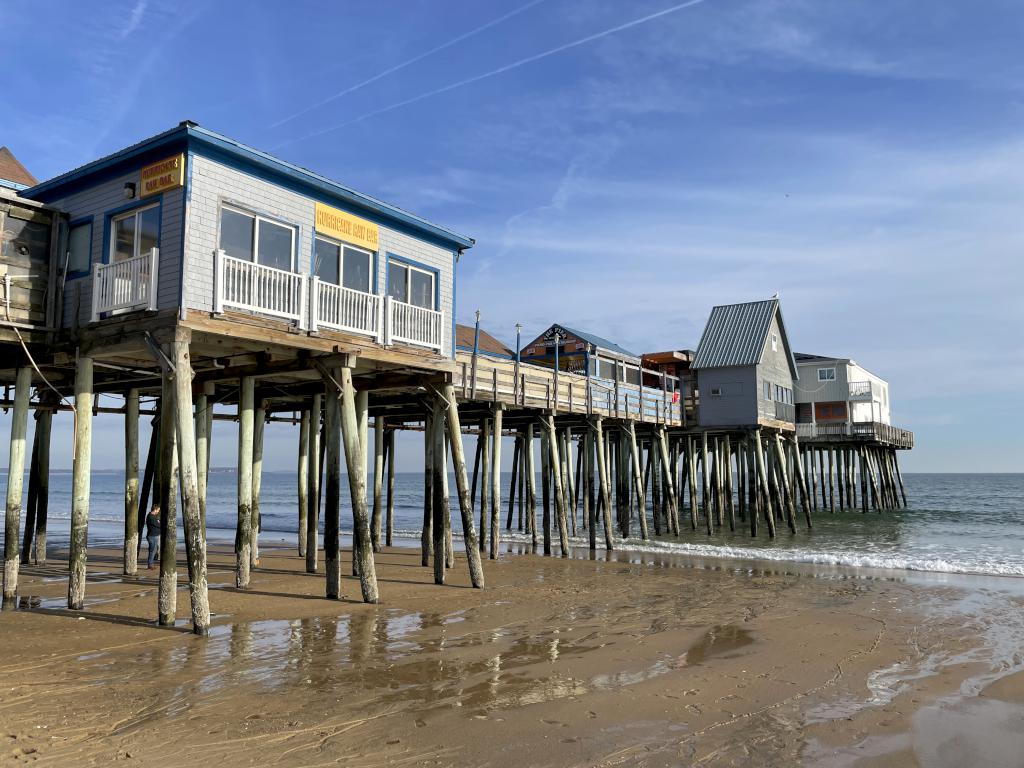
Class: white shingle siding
186,154,456,357
48,169,184,328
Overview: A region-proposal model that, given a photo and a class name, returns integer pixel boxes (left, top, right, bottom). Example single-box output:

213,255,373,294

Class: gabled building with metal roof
521,322,642,383
692,298,798,428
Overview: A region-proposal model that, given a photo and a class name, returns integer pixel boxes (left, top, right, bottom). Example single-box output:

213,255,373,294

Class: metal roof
692,298,799,377
557,325,639,359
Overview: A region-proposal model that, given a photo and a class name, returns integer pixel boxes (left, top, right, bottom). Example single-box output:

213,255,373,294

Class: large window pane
220,208,254,261
387,261,407,303
315,238,340,284
409,268,433,309
113,214,135,262
67,223,91,275
342,246,371,292
138,206,160,256
257,219,292,270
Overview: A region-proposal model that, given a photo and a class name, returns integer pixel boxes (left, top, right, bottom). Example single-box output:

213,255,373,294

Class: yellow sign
315,202,378,251
140,154,184,197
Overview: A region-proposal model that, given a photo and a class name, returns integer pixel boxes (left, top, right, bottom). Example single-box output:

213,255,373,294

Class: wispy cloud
274,0,709,149
117,0,148,40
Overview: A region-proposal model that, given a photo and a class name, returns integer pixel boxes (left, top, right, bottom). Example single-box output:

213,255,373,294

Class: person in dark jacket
146,505,161,569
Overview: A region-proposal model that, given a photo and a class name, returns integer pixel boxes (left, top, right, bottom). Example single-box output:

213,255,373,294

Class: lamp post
514,323,522,403
470,309,481,399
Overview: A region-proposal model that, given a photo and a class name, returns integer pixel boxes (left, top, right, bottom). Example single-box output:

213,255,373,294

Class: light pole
514,322,522,402
470,309,481,398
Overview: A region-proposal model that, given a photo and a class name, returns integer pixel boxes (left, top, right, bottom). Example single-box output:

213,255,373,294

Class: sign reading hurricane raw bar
315,202,379,251
140,154,185,197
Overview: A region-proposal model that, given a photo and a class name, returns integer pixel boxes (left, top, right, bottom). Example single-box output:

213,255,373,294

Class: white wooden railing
311,277,382,340
215,250,307,329
385,296,443,351
91,248,158,322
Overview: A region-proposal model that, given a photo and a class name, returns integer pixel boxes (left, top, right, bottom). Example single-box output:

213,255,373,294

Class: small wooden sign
140,154,185,197
315,202,379,251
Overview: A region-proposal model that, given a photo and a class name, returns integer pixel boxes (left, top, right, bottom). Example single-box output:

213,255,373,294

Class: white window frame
314,235,373,293
220,204,296,272
388,258,436,310
763,381,772,401
109,203,159,263
818,367,836,382
771,333,778,352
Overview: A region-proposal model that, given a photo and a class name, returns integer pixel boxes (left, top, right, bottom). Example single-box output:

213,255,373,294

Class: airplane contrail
275,0,707,149
269,0,548,130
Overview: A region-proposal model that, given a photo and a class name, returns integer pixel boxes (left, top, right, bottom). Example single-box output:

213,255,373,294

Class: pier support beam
489,405,503,559
31,406,52,565
123,389,140,576
386,427,395,548
479,418,490,554
372,416,384,552
752,430,776,538
67,358,94,609
340,368,378,602
431,401,447,585
442,383,485,588
592,417,614,550
171,338,210,634
306,394,321,573
422,409,434,566
194,391,209,535
3,366,32,603
235,376,255,588
251,399,265,568
158,367,179,626
525,424,537,549
626,422,649,540
322,372,342,599
545,415,570,557
297,409,309,557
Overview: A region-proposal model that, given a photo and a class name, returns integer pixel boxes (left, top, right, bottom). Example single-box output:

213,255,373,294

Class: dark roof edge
23,122,475,250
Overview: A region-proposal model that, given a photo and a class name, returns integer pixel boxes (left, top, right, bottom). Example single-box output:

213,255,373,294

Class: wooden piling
2,366,31,602
563,429,577,537
251,399,265,568
20,415,40,566
371,416,385,552
306,394,321,573
322,376,342,599
235,376,255,588
585,427,596,550
422,409,434,566
545,415,570,557
122,389,140,575
893,449,908,507
656,428,678,536
479,418,490,554
297,409,309,557
506,434,520,531
137,412,158,559
593,417,614,550
386,428,396,547
431,401,447,585
489,406,503,559
158,365,179,626
541,426,551,555
525,423,537,549
67,358,94,610
194,392,209,535
626,422,649,540
441,383,485,588
723,434,736,532
30,406,51,566
752,430,776,538
340,368,378,602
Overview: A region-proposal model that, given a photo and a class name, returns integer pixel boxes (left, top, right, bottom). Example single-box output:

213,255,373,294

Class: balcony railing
215,250,307,328
796,421,914,448
91,248,158,322
385,296,443,351
311,277,382,340
848,381,873,400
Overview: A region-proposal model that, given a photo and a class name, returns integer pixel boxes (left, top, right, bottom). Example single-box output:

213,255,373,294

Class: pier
0,122,913,635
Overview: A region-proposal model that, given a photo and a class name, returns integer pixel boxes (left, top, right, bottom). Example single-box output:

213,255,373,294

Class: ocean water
1,471,1023,578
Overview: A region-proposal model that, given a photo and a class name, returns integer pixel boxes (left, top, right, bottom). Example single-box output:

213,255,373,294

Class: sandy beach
1,542,1023,767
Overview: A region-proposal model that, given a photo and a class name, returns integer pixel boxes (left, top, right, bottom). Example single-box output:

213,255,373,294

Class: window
66,221,92,277
818,367,836,381
110,204,159,262
624,366,641,386
763,381,772,401
387,258,435,310
710,387,722,398
597,359,616,380
314,237,372,292
771,333,778,352
219,206,295,271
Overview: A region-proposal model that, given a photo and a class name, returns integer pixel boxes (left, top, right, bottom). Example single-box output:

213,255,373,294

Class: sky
1,0,1022,473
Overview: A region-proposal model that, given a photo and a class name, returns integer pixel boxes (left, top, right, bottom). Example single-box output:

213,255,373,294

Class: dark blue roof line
22,122,475,250
554,324,638,359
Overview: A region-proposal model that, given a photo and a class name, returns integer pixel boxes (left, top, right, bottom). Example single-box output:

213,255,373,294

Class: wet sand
1,542,1023,767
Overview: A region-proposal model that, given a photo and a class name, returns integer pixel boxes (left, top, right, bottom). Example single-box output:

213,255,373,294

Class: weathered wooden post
158,364,179,626
525,423,537,549
322,373,342,599
541,426,551,555
563,429,577,536
340,367,378,602
386,427,396,547
297,408,309,557
858,446,869,514
122,389,140,575
791,435,812,528
772,434,797,533
827,446,836,512
443,431,454,569
506,434,520,531
306,394,321,573
752,430,776,538
585,427,596,550
431,401,447,584
20,415,41,565
235,376,255,588
490,405,503,559
893,449,908,507
67,357,94,609
545,415,570,557
171,337,211,634
479,418,490,554
251,398,265,567
2,366,32,603
441,383,485,587
371,416,385,552
593,416,614,550
30,405,52,565
422,408,434,566
194,390,209,534
626,422,649,540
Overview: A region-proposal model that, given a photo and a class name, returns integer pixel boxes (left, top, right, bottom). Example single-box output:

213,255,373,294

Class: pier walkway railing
796,421,914,448
454,352,684,426
90,248,158,322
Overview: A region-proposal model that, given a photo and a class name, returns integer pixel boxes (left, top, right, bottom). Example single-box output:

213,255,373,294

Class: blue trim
101,197,163,266
65,216,94,280
385,252,440,311
22,123,474,250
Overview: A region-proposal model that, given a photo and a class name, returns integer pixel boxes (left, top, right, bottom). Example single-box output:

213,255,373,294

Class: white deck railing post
214,249,225,315
309,276,320,332
147,247,159,311
90,263,101,323
298,273,309,331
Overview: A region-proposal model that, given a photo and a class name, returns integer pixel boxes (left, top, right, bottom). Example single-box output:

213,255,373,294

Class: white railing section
91,247,159,322
215,250,307,329
310,277,382,340
385,296,443,351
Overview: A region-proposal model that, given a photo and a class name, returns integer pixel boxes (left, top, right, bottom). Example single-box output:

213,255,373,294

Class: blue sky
2,0,1022,472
